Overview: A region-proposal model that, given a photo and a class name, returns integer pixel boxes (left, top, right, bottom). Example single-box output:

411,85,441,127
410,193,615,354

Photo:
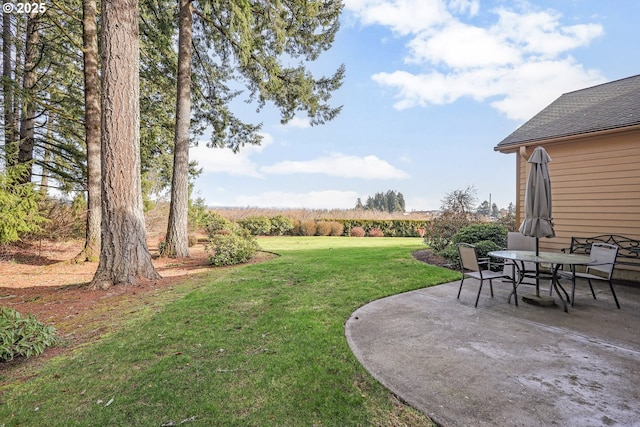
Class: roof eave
494,124,640,154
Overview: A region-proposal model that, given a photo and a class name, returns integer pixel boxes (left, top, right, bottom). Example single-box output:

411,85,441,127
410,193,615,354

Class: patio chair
457,243,517,307
502,232,537,285
558,243,620,308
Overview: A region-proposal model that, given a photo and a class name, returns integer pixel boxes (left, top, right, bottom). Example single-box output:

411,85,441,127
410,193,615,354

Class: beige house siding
513,128,640,278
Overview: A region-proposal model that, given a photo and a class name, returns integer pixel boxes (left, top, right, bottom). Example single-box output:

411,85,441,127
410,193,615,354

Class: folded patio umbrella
519,146,555,299
520,146,555,248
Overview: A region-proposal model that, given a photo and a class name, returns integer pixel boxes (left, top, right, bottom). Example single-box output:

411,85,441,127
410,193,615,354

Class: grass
0,237,460,426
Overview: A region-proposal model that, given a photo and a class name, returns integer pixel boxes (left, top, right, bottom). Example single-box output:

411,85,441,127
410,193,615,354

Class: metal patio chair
457,243,517,307
558,242,620,308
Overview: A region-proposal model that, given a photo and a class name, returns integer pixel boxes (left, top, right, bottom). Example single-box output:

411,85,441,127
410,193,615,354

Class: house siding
515,128,640,278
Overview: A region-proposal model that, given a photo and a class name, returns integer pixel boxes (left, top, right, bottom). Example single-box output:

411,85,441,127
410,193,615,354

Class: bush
350,226,365,237
188,197,209,231
206,233,259,266
440,223,508,264
328,221,344,237
450,223,508,248
367,227,384,237
291,219,302,236
1,307,57,362
238,216,272,236
202,212,234,236
0,165,48,244
423,213,472,253
299,220,317,237
315,221,332,236
269,215,293,236
37,196,85,240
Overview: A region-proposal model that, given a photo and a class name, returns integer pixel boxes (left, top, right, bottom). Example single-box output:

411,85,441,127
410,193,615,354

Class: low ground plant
1,237,458,426
0,308,57,361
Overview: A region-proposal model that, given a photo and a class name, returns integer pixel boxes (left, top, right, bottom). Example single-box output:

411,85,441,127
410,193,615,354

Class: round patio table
488,250,593,312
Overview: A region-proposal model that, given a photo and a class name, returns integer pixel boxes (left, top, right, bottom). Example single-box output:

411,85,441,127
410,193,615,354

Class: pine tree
90,0,160,289
162,0,345,257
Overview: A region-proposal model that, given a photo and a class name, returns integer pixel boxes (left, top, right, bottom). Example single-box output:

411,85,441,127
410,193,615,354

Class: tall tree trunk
3,13,18,164
40,117,52,195
18,12,39,183
75,0,101,263
91,0,160,290
163,0,193,258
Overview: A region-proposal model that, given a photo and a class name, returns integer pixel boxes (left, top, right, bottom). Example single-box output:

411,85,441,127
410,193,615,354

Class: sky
189,0,640,212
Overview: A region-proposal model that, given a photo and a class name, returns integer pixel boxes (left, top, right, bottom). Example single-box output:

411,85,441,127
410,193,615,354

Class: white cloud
190,133,273,178
344,0,451,35
373,61,604,120
261,152,410,180
448,0,479,16
347,0,606,121
233,190,360,209
492,9,603,58
407,22,520,68
283,117,311,129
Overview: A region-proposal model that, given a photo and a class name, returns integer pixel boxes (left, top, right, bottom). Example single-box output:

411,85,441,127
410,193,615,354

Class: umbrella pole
535,238,540,297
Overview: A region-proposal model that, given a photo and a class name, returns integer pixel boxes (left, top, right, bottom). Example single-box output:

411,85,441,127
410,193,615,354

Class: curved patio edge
345,280,640,427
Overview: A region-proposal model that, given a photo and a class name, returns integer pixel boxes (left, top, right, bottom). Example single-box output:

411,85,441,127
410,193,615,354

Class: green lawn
0,237,460,426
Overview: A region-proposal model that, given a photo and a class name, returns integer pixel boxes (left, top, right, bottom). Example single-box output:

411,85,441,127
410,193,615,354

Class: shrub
238,216,272,236
37,196,85,240
328,221,344,236
299,220,317,237
423,213,472,253
206,233,259,266
474,240,503,259
1,307,57,362
269,215,294,236
188,197,209,231
450,223,508,248
291,219,302,236
315,221,333,236
350,226,365,237
202,212,233,236
0,165,48,244
367,227,384,237
440,223,508,264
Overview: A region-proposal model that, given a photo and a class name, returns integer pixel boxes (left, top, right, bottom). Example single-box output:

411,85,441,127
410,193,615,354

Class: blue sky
189,0,640,212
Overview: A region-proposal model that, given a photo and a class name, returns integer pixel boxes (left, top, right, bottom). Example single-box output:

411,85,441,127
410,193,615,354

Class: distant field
211,206,438,221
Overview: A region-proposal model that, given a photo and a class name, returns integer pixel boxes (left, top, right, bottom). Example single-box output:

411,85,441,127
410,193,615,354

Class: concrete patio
345,277,640,426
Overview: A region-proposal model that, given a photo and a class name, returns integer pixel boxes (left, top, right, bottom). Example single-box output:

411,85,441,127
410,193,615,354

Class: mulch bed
412,249,456,269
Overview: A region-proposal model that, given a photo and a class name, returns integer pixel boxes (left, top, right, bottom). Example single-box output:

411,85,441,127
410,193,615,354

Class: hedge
320,219,428,237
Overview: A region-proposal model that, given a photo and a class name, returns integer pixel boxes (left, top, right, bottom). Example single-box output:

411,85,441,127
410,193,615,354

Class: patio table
488,250,593,312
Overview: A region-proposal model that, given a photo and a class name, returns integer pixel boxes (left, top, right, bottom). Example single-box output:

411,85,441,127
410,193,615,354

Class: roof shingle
496,74,640,148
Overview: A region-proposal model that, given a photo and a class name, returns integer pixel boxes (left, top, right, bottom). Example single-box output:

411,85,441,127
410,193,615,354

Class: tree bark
90,0,160,290
75,0,101,263
18,12,39,182
163,0,193,258
3,13,18,163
